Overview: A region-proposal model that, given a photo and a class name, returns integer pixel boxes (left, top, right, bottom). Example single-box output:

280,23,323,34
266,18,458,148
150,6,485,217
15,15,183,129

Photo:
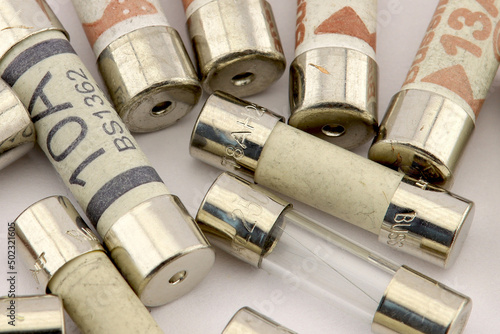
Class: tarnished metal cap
0,0,67,59
15,196,104,291
103,194,215,307
0,295,65,333
372,266,472,334
196,172,290,268
289,47,378,150
0,79,35,170
223,307,296,334
380,177,474,268
190,91,283,178
98,26,202,132
186,0,286,97
369,90,475,188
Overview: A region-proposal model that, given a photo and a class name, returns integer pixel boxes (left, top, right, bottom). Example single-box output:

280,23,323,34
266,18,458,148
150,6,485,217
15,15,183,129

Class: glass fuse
223,307,297,334
71,0,201,132
289,0,378,149
197,172,472,334
182,0,286,97
0,0,214,307
190,91,473,267
369,0,500,187
15,196,163,334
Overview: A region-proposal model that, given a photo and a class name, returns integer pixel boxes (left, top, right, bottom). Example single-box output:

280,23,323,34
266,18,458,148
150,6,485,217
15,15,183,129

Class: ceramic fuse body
222,307,296,334
71,0,201,132
15,196,163,334
0,0,214,307
369,0,500,186
0,79,35,171
190,92,474,267
182,0,286,97
289,0,378,149
197,173,472,334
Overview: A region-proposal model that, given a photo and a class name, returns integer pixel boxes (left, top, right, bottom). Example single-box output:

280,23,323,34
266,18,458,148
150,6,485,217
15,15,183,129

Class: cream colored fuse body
290,0,378,149
369,0,500,186
71,0,201,132
183,0,286,96
190,92,475,267
15,196,163,334
0,0,214,307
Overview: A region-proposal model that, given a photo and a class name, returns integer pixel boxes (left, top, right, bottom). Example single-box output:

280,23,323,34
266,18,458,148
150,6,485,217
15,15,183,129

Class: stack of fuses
0,0,496,333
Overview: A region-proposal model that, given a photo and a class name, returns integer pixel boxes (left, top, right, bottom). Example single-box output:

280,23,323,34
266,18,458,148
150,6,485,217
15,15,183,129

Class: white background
1,0,500,333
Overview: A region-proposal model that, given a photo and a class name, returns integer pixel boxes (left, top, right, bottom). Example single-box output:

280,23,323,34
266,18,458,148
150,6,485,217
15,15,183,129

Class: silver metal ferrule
0,295,65,333
369,89,475,188
372,266,472,334
289,47,378,150
98,26,202,133
379,177,474,268
15,196,104,291
0,79,35,170
223,307,296,334
187,0,286,97
103,194,215,307
196,172,290,268
190,91,283,178
0,0,67,59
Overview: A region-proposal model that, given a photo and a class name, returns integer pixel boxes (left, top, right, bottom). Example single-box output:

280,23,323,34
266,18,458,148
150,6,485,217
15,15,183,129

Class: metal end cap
289,48,378,150
196,172,290,268
0,0,68,59
223,307,296,334
98,26,201,133
14,196,104,291
372,266,472,334
103,194,215,307
369,90,475,188
0,295,65,333
0,81,35,170
380,178,474,268
189,91,283,178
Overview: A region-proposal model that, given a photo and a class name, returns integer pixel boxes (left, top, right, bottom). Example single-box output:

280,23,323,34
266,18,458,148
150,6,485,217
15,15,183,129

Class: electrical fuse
15,196,164,333
197,172,472,334
0,79,35,171
223,307,296,334
0,295,65,333
369,0,500,187
0,0,214,307
190,92,474,268
182,0,286,97
71,0,201,132
289,0,378,149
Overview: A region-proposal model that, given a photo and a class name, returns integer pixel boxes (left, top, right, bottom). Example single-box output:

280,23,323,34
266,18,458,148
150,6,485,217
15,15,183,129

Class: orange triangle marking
315,7,376,51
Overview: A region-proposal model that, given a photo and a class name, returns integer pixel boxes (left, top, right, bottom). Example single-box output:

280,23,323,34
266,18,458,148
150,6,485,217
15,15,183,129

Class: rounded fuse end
0,80,35,171
369,90,475,188
372,266,472,334
223,307,297,334
196,172,290,268
289,48,378,150
189,91,283,178
380,178,474,268
98,26,202,133
103,194,215,307
188,0,286,97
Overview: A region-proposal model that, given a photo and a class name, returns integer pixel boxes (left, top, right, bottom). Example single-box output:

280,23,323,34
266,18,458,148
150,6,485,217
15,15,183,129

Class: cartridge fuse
369,0,500,187
223,307,296,334
0,295,65,333
190,92,474,267
182,0,286,97
0,0,214,307
0,79,35,171
289,0,378,149
15,196,164,333
197,172,472,334
71,0,202,132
